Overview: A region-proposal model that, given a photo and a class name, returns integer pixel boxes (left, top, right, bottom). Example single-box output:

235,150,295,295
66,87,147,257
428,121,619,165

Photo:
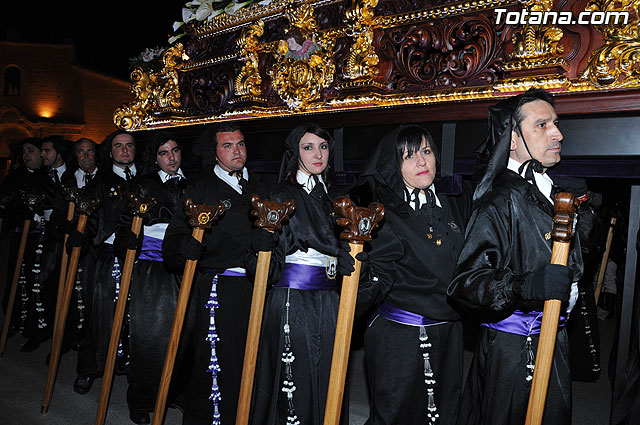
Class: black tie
50,168,60,184
84,172,93,184
229,170,247,194
168,176,180,185
425,189,436,208
412,188,421,210
124,166,133,181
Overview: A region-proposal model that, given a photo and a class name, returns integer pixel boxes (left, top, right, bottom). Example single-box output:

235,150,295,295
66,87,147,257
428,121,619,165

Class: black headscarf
358,124,438,213
278,122,335,185
473,88,554,203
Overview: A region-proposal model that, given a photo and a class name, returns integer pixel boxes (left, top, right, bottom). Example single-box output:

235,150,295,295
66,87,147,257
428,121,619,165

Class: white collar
214,164,248,194
158,168,185,182
112,163,136,180
296,169,327,194
404,184,441,209
508,157,554,202
75,167,98,177
54,163,67,177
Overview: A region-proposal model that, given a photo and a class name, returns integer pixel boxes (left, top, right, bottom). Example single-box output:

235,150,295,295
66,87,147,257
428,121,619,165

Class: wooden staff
42,193,101,414
95,193,156,425
594,216,617,304
0,191,45,356
525,192,579,425
235,195,295,425
51,187,82,338
151,198,226,425
324,197,384,425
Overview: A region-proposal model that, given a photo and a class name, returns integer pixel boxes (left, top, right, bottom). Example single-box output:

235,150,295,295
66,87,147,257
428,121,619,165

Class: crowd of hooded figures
1,88,625,425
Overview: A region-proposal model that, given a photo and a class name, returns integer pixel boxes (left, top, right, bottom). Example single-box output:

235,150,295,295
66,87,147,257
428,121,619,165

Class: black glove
520,264,572,304
251,228,279,252
180,235,205,261
66,229,89,255
113,229,143,262
337,241,356,276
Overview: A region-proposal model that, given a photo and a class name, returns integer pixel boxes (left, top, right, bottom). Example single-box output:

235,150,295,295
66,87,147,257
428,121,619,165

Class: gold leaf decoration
114,44,186,130
581,0,640,88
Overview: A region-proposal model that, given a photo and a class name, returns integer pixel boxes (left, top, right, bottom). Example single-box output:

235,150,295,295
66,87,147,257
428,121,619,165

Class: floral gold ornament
343,0,379,80
581,0,640,88
504,0,567,73
268,3,336,110
235,20,265,98
114,44,186,131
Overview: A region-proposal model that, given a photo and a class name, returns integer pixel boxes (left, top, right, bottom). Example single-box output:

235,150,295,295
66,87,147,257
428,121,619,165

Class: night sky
2,2,185,80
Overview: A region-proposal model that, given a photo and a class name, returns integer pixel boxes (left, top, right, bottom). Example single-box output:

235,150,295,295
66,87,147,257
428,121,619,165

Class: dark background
1,2,184,80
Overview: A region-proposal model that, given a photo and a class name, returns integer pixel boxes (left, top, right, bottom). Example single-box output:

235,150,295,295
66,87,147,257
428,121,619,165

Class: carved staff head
249,194,295,231
333,196,384,243
183,197,226,229
552,192,579,243
74,193,102,216
126,191,157,217
19,190,46,211
62,186,83,203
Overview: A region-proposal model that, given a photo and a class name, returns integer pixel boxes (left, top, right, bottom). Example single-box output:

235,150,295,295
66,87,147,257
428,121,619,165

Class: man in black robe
448,88,583,425
70,130,139,395
18,136,74,352
113,132,188,424
163,122,267,425
1,138,48,344
62,138,100,189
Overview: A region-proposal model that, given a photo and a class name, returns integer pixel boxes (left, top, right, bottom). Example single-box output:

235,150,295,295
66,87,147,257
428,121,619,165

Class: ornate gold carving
235,21,265,97
343,0,379,80
504,0,566,72
269,3,336,110
114,44,186,130
581,0,640,88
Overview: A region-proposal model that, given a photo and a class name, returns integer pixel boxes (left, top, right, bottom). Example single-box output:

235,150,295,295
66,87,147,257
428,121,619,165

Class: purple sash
375,301,443,326
482,309,567,336
274,263,337,290
139,236,163,262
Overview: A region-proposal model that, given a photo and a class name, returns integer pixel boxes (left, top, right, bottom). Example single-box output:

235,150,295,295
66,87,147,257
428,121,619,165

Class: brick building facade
0,41,132,178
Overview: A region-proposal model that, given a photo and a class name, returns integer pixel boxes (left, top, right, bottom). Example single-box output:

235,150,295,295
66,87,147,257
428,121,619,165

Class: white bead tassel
111,257,125,358
420,326,439,423
75,267,85,330
206,275,222,425
19,260,27,332
281,289,299,425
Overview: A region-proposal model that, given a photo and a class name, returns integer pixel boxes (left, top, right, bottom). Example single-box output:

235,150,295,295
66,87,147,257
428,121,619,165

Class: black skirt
457,327,572,425
250,286,346,425
364,317,463,425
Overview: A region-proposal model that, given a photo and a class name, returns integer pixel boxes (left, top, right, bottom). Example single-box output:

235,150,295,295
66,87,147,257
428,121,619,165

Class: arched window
4,66,20,96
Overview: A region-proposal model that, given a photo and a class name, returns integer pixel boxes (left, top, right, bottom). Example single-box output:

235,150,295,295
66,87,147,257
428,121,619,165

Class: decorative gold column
234,21,266,101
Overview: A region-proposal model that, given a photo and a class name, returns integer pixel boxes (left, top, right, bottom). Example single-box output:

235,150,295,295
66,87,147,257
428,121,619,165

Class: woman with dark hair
354,125,471,425
249,123,351,425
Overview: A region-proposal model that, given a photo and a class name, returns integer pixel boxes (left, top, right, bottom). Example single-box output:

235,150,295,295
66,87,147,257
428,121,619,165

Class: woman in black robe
249,123,351,425
354,125,471,425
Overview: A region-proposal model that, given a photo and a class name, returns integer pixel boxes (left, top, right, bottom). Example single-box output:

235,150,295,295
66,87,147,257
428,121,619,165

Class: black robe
249,180,346,425
114,171,186,413
75,167,138,377
162,168,268,425
359,189,469,425
448,171,583,425
1,166,63,342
